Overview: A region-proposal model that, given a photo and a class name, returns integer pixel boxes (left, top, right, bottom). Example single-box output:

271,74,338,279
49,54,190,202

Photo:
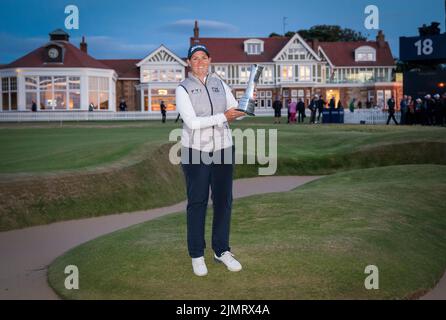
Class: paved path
0,176,319,300
0,175,444,300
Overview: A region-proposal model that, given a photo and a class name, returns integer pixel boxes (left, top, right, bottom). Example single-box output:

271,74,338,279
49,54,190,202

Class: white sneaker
192,257,208,276
214,251,242,272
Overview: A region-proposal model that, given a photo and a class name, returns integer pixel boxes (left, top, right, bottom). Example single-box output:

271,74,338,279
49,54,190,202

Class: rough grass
48,165,446,300
0,121,445,231
0,144,185,231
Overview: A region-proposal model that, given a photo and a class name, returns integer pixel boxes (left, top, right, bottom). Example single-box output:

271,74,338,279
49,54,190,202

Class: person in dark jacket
442,93,446,126
317,96,325,123
119,99,127,112
434,94,443,126
309,95,318,124
329,96,336,110
31,100,37,112
297,98,306,123
272,97,282,124
400,95,408,125
386,96,398,125
160,101,167,123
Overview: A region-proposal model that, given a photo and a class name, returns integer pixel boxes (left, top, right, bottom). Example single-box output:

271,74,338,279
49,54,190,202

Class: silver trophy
236,64,264,116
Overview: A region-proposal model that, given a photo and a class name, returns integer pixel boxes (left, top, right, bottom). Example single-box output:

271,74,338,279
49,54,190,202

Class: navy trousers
181,147,234,258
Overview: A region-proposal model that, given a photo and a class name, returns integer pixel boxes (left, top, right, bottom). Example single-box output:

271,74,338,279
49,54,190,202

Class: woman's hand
224,108,246,122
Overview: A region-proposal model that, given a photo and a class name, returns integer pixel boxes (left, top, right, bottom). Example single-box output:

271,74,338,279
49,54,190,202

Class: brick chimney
376,30,385,48
80,36,88,54
312,38,320,51
193,20,200,44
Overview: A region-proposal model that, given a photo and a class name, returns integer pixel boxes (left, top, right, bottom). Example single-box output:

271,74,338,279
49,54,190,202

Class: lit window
262,66,273,83
240,66,250,83
215,66,227,79
281,66,293,81
1,77,17,111
299,66,311,81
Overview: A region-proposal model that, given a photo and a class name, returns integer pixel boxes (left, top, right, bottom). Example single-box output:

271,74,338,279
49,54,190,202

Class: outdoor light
438,82,445,88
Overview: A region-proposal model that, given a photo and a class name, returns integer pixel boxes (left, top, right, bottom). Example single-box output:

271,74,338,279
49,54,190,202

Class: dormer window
355,46,376,62
244,39,264,55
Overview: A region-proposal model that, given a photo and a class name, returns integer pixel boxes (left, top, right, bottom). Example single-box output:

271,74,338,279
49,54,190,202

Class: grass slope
48,165,446,300
0,121,445,230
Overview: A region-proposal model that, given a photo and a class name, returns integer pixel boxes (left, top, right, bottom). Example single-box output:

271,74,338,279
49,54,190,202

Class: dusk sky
0,0,445,63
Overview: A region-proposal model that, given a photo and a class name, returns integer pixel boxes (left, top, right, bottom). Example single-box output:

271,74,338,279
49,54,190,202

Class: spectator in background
160,100,167,123
400,95,408,125
297,98,306,123
386,95,398,125
329,96,336,110
309,95,318,124
442,93,446,126
424,94,435,126
317,95,325,123
407,96,415,125
415,98,423,125
272,97,282,124
31,100,37,112
286,99,291,123
349,98,356,113
288,99,297,124
434,94,443,126
119,98,127,112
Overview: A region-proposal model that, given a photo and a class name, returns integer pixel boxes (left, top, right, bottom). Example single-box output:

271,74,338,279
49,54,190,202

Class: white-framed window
247,43,261,55
68,77,81,110
266,91,272,98
299,65,311,82
142,68,183,82
214,66,227,79
25,76,38,111
1,77,17,111
89,76,109,110
281,65,293,81
357,53,374,61
288,47,306,60
259,91,265,98
28,76,81,111
355,46,376,62
244,39,264,55
283,90,289,97
262,66,273,83
239,66,250,83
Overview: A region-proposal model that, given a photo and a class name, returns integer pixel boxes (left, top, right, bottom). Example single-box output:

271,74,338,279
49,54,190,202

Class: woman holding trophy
176,44,246,276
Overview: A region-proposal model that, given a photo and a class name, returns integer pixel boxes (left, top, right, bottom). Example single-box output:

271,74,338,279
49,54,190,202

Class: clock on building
48,48,59,59
45,45,63,63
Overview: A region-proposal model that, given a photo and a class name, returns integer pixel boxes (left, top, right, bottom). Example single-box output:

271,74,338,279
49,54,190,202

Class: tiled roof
196,36,395,67
99,59,140,78
0,42,112,69
318,41,395,67
193,37,290,63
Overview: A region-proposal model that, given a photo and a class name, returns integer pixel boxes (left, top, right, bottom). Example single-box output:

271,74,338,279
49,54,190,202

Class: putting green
48,165,446,299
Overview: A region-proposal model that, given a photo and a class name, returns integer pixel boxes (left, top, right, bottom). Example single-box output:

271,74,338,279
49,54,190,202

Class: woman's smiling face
188,51,211,80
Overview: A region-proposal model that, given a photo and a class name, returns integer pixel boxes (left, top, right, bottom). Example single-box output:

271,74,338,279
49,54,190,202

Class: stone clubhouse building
0,23,402,114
